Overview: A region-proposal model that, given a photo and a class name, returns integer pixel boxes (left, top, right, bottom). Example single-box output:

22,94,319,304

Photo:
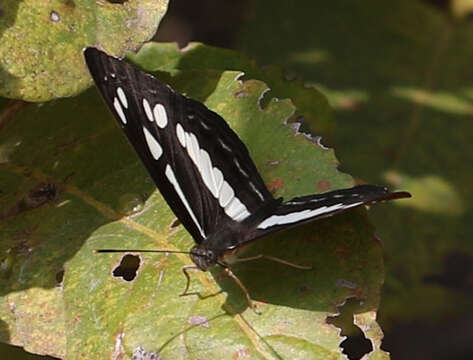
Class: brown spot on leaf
188,315,210,328
8,299,15,313
216,271,227,281
336,279,358,290
316,179,331,192
233,348,250,359
267,178,284,192
339,98,361,110
234,90,248,98
353,177,365,185
298,284,311,297
0,100,28,130
334,244,350,260
132,346,162,360
351,288,366,299
64,172,75,184
0,183,57,219
266,160,280,166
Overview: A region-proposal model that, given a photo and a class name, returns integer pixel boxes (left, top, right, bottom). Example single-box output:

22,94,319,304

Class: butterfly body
84,47,410,308
189,196,282,270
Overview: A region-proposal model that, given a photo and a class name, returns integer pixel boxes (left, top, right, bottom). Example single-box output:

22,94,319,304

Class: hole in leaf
132,346,162,360
170,218,181,228
257,87,272,110
112,254,140,282
107,0,128,4
326,298,373,360
56,269,65,284
50,10,60,22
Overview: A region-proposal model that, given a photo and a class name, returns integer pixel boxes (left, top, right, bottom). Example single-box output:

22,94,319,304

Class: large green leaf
128,42,334,134
236,0,473,350
0,43,388,358
0,0,168,102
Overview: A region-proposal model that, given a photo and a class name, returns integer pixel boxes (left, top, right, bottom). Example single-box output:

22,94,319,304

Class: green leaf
128,42,334,134
235,0,473,342
0,0,168,102
0,43,385,358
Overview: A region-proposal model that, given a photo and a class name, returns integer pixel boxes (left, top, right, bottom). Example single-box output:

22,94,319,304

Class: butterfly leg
233,254,312,270
223,266,261,315
180,265,199,296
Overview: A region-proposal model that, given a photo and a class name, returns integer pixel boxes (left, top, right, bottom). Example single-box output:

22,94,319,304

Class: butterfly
84,47,410,311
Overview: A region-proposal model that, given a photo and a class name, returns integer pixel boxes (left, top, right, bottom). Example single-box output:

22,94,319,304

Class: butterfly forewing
183,97,273,211
84,48,274,243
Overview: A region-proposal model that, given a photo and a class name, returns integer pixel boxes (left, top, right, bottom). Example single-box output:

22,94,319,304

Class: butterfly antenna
94,249,192,254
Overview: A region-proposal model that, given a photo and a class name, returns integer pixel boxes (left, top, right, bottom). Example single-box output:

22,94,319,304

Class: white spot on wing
219,181,234,208
213,167,224,196
234,158,249,177
257,202,364,229
200,121,210,130
117,87,128,108
234,209,251,222
175,126,251,222
225,197,250,221
113,97,127,124
143,98,154,122
199,149,217,197
176,123,186,147
218,138,232,152
186,133,200,168
165,165,206,238
143,127,163,160
154,104,168,128
249,181,265,201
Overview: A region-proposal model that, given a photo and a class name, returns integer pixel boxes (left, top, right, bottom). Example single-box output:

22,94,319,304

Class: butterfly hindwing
84,47,274,243
246,184,411,241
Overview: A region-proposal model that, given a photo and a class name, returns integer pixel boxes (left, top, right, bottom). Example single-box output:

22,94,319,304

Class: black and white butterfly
84,47,410,310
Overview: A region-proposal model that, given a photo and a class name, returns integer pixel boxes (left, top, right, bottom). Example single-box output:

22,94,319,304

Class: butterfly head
190,245,218,271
